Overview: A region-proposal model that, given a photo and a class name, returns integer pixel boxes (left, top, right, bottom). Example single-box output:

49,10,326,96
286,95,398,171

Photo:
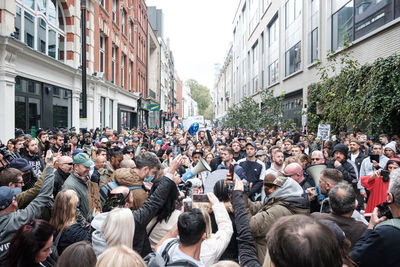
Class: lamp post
81,0,87,119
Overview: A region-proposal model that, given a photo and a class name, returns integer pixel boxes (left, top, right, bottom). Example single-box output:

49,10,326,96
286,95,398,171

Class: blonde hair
195,206,212,239
102,208,135,249
96,245,146,267
50,189,79,233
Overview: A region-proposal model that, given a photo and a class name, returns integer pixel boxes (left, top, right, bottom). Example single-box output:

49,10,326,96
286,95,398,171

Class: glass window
24,0,35,10
24,12,35,48
100,35,105,73
332,1,354,51
37,18,47,53
58,34,64,61
15,96,27,130
15,6,22,40
396,0,400,18
311,28,318,63
129,22,132,42
48,0,57,25
100,97,105,128
122,10,126,35
354,0,393,39
48,29,56,58
53,88,72,129
121,54,125,88
112,0,117,23
269,60,279,85
37,0,46,15
285,41,301,76
109,99,114,128
112,45,116,84
28,98,41,130
58,6,64,31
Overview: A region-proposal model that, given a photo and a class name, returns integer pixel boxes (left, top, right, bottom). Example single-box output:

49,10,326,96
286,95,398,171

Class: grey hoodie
264,177,304,204
0,167,54,260
91,211,109,257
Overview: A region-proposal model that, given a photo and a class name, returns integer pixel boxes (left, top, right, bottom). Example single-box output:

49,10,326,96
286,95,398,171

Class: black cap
192,150,204,156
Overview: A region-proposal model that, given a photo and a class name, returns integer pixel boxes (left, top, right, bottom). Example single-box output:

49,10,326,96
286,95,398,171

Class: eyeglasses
64,162,73,165
15,181,24,185
311,158,322,161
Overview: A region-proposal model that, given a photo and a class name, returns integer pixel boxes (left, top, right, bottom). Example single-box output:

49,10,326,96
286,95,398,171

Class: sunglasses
64,162,73,165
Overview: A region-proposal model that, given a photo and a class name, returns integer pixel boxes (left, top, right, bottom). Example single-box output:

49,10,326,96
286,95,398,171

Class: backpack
144,239,199,267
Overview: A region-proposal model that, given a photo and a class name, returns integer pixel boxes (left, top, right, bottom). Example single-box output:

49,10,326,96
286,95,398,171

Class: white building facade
182,84,198,118
232,0,400,127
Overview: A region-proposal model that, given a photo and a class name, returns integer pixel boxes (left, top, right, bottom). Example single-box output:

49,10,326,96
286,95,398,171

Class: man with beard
265,150,284,176
82,133,95,157
51,133,65,154
22,138,45,185
327,144,357,187
53,156,73,196
217,147,247,180
63,153,99,225
231,140,245,162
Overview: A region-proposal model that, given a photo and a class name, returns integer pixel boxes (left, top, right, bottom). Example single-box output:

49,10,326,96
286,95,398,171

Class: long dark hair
213,179,230,202
5,219,54,267
150,178,179,222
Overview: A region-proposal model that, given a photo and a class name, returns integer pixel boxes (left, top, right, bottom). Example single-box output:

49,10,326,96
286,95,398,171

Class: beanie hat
332,143,349,159
384,141,397,154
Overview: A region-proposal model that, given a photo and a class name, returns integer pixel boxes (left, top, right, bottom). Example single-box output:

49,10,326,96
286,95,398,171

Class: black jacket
53,168,70,197
231,190,261,267
57,223,91,255
348,152,367,177
132,176,176,257
210,156,222,172
352,218,400,267
326,159,357,185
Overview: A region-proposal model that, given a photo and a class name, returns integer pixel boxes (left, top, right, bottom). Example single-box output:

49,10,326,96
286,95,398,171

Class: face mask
144,174,155,183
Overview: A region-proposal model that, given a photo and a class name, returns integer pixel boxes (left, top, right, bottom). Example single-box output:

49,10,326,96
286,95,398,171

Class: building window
269,60,279,85
285,0,302,28
309,0,319,63
100,96,105,128
112,45,116,84
396,0,400,18
121,54,125,88
109,99,114,128
332,1,353,51
252,42,258,93
129,22,133,42
112,0,117,23
354,0,393,39
129,60,132,92
100,0,105,8
100,35,105,73
285,41,301,76
268,15,279,85
121,9,126,35
17,0,65,61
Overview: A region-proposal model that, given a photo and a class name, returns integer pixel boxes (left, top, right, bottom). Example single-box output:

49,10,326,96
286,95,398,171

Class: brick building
0,0,149,141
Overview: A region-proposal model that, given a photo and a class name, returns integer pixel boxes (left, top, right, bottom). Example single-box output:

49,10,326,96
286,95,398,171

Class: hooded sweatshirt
90,212,109,256
246,177,309,263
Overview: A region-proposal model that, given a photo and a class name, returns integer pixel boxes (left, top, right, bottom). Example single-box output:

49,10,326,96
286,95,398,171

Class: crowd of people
0,126,400,267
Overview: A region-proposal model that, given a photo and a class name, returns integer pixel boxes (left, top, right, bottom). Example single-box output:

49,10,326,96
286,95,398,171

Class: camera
226,181,250,195
178,180,193,197
0,144,17,162
381,170,390,182
377,202,393,219
61,143,71,153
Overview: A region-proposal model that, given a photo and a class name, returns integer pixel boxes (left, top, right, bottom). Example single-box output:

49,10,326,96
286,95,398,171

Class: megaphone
306,163,327,185
182,157,211,181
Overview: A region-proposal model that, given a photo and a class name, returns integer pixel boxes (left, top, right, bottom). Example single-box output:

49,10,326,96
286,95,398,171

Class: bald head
120,159,136,169
95,156,107,169
58,156,73,173
111,185,130,196
284,163,304,184
59,156,73,165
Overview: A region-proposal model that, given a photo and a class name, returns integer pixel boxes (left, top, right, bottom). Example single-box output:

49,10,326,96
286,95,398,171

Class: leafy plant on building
185,79,213,120
308,49,400,136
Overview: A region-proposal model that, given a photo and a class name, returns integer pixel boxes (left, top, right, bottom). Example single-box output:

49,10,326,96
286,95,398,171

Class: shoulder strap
148,220,159,236
161,239,180,263
53,231,63,247
375,218,400,230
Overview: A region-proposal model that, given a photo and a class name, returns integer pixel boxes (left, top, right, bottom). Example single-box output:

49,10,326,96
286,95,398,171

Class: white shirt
157,238,204,267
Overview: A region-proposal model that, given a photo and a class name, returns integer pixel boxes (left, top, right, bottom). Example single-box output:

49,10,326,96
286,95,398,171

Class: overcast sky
145,0,240,91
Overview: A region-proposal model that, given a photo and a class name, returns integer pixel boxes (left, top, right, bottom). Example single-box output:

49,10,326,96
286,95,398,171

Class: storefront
118,104,137,131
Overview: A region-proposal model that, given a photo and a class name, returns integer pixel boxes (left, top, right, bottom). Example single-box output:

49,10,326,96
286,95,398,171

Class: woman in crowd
361,158,400,213
5,219,55,267
49,189,91,255
205,152,215,166
55,241,97,267
92,208,135,256
146,177,181,250
96,246,146,267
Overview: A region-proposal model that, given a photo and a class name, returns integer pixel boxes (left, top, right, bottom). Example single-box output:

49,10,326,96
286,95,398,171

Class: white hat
384,141,397,153
101,138,108,143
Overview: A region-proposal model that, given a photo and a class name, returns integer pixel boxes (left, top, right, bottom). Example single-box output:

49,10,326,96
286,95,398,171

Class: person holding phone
361,158,400,213
359,143,389,178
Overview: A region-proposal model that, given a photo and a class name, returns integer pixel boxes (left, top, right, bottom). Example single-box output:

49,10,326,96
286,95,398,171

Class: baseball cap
101,138,109,143
264,174,287,187
256,150,266,157
0,186,21,210
192,150,204,156
9,158,32,172
246,142,257,148
72,148,84,156
73,153,92,167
